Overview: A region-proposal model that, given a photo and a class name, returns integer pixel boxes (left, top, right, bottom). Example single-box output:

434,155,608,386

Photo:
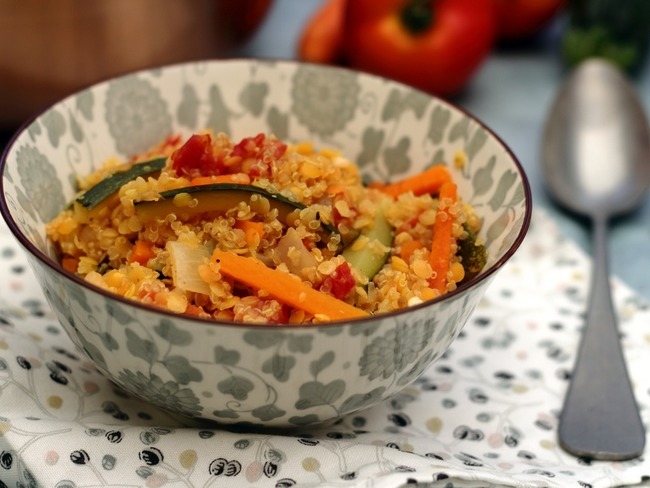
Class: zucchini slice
76,157,167,209
342,199,393,280
135,183,338,237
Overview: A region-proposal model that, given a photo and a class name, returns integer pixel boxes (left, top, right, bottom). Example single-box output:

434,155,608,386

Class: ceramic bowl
0,59,531,427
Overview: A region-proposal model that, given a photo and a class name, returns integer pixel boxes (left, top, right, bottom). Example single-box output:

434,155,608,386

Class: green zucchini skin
135,183,338,237
342,201,393,280
76,157,167,209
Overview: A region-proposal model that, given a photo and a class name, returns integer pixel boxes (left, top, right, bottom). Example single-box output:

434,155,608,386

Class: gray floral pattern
15,145,65,222
291,65,361,137
117,370,202,417
105,75,172,156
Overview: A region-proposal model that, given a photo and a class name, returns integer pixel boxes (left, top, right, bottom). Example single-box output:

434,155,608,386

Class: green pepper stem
400,0,434,35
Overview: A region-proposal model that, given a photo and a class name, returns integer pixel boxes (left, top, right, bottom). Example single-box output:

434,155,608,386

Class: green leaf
218,375,254,401
239,82,269,116
69,113,83,143
251,404,286,422
212,409,239,419
100,332,119,351
41,109,66,148
105,302,133,325
339,386,386,415
262,354,296,382
471,156,496,198
381,88,404,122
466,127,488,161
357,127,385,169
76,90,94,121
267,106,289,140
288,335,313,354
449,116,469,143
177,84,200,129
125,329,158,364
154,319,192,346
403,90,430,119
206,84,231,135
427,105,451,145
214,346,240,366
383,137,411,176
295,380,345,410
288,414,320,426
243,330,286,349
309,351,335,377
162,355,203,384
486,208,511,245
488,170,517,211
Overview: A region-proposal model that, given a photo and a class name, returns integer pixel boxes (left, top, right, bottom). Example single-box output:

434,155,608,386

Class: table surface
232,0,650,302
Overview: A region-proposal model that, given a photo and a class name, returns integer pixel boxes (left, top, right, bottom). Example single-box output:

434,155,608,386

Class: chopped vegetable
379,165,452,199
190,173,251,186
428,181,457,294
135,183,339,244
342,198,393,280
76,157,167,209
297,0,345,64
167,240,212,295
129,240,156,266
61,257,79,273
275,227,318,275
458,225,487,283
319,262,356,300
398,239,425,262
235,220,265,247
212,250,369,321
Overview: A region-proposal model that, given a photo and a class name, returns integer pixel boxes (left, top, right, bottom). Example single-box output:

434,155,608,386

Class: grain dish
46,132,486,323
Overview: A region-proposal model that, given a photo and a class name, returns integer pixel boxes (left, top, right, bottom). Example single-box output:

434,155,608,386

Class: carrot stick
428,181,458,294
62,257,79,273
235,220,265,247
297,0,346,64
211,250,368,321
190,173,250,186
380,165,452,199
129,240,156,265
399,240,425,262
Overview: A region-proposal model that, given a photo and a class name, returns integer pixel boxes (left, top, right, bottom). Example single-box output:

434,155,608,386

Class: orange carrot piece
428,181,458,294
129,240,156,266
62,257,79,273
297,0,346,64
211,250,368,321
190,173,251,186
399,240,425,262
325,183,346,195
235,220,265,247
380,165,452,199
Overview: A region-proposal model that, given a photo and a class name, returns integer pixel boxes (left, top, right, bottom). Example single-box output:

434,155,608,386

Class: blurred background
1,0,650,297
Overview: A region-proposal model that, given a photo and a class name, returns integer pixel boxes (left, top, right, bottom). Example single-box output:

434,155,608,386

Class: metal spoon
541,58,648,460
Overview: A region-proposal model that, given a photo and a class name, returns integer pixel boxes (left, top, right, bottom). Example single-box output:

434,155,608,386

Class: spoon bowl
541,58,648,460
543,59,650,218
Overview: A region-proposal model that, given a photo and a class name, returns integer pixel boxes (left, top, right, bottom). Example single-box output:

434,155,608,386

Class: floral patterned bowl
0,59,531,427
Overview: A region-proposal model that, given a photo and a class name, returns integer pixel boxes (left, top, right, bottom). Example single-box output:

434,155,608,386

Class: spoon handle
558,216,645,460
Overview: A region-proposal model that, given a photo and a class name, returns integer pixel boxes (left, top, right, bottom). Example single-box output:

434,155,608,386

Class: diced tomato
319,262,356,300
171,133,223,178
231,133,287,178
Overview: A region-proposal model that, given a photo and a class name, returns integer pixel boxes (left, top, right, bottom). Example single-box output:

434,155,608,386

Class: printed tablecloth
0,209,648,487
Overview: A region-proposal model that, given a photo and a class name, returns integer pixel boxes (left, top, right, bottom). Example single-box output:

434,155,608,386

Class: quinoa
46,132,485,324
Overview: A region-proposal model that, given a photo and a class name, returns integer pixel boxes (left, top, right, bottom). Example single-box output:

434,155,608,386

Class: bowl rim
0,58,533,329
